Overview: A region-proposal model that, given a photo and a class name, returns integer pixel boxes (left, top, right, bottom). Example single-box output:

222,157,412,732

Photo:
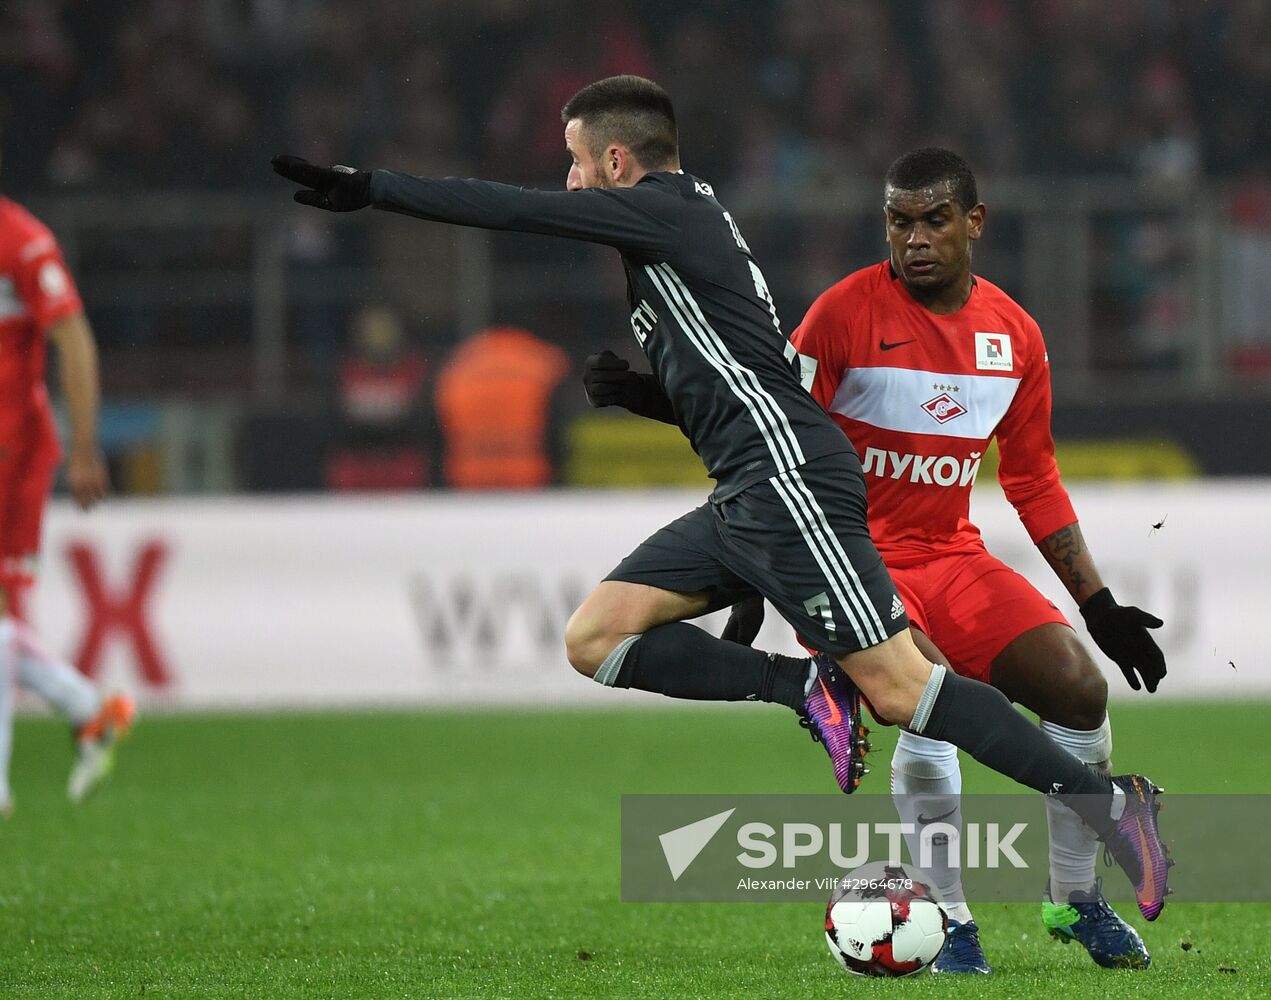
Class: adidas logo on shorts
890,595,905,620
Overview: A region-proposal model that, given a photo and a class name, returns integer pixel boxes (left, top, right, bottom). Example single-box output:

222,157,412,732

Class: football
824,863,948,977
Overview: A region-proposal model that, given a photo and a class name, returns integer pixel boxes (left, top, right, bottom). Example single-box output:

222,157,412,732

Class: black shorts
605,453,909,654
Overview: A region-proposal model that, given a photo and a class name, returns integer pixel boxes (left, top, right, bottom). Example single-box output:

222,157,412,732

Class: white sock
12,619,99,727
891,728,973,924
1041,717,1113,902
0,620,17,803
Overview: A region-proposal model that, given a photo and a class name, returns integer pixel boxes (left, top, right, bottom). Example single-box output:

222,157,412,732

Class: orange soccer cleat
68,694,136,803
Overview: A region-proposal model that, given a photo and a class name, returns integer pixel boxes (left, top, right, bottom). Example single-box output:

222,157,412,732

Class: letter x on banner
66,540,171,686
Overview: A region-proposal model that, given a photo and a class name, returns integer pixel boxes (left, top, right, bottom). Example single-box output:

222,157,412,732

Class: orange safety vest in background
434,326,570,488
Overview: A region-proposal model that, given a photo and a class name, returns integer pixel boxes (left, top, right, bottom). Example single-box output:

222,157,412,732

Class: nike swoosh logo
1135,821,1157,905
817,676,842,726
879,338,917,351
917,807,958,825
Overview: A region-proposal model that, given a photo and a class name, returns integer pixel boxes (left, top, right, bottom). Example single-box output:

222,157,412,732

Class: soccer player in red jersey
784,148,1164,971
0,191,134,815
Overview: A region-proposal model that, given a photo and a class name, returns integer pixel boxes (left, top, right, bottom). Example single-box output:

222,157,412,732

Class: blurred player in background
725,147,1164,972
0,183,134,815
273,76,1170,918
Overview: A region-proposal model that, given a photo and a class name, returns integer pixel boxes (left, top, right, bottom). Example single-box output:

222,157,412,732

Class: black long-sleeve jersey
371,168,852,500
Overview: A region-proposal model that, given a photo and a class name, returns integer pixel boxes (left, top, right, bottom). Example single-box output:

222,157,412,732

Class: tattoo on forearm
1044,525,1088,592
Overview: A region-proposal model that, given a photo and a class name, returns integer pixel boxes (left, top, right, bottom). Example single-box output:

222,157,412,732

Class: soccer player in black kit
273,75,1170,919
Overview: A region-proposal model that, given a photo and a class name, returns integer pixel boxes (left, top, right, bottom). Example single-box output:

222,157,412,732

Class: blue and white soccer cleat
930,919,991,975
1043,878,1151,969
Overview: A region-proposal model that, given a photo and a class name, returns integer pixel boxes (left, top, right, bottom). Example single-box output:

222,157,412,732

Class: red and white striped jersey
0,197,82,452
791,261,1076,568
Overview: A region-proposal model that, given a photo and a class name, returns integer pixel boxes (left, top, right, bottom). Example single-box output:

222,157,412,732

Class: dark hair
561,75,678,170
885,147,978,212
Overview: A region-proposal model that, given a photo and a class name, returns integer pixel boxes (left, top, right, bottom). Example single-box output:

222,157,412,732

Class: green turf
0,702,1266,998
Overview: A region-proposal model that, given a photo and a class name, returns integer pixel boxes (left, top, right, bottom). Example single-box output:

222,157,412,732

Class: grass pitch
0,702,1266,998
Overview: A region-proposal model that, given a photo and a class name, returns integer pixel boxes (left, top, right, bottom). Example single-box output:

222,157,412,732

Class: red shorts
889,548,1071,683
0,437,59,589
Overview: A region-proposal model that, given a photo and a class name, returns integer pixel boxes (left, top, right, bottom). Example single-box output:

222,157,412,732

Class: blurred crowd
2,0,1269,192
3,0,1271,491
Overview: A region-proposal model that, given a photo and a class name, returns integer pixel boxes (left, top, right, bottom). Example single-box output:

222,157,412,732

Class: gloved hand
582,350,635,408
1079,587,1166,693
721,595,765,646
272,154,372,212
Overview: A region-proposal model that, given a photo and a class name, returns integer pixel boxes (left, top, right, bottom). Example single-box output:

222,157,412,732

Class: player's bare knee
871,686,916,729
1037,645,1108,730
1065,661,1108,731
563,608,606,677
848,664,919,729
837,635,931,729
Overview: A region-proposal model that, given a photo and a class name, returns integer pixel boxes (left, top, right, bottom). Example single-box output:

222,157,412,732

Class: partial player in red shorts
729,149,1167,972
0,192,134,816
887,550,1070,686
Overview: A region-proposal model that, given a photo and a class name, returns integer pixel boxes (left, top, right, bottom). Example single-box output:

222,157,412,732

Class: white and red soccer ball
824,863,948,977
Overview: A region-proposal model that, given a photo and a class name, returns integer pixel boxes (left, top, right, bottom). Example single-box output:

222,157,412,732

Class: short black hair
561,75,678,170
884,147,978,212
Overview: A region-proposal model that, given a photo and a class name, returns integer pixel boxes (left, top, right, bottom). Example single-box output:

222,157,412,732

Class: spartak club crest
921,392,966,424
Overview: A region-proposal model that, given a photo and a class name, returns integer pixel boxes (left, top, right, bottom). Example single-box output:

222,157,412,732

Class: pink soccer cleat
798,653,872,793
1100,774,1172,921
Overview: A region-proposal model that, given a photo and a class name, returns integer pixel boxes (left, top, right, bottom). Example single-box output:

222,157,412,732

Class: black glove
721,595,765,646
582,350,678,423
1079,587,1166,693
272,154,372,212
582,350,633,407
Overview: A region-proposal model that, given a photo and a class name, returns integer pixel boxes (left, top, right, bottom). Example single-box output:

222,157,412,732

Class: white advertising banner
23,484,1268,710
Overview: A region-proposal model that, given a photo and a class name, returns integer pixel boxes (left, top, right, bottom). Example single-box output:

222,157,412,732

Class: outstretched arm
372,172,681,256
272,155,681,257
